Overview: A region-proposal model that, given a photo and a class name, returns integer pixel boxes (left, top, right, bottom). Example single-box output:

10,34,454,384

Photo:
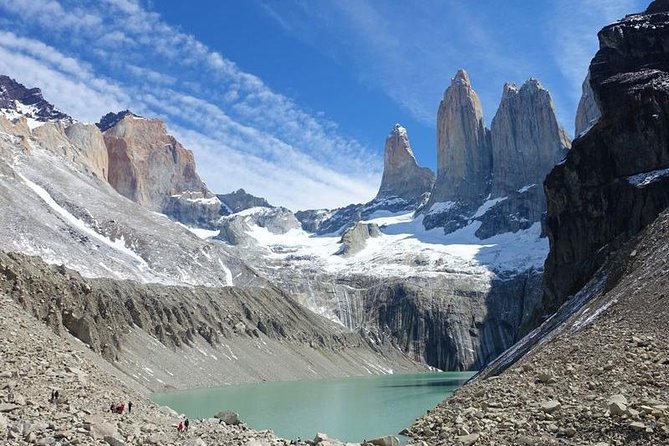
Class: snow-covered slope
218,198,546,371
0,116,259,288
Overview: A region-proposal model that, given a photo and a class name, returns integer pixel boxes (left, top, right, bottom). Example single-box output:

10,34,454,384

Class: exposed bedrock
260,268,544,372
429,69,491,208
544,1,669,318
0,251,422,390
376,124,434,201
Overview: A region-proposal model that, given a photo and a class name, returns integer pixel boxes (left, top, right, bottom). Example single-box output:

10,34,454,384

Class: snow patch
18,172,149,270
472,197,508,218
427,201,456,215
626,166,669,187
176,222,220,239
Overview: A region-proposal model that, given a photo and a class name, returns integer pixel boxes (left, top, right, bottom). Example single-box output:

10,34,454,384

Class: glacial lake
152,372,474,443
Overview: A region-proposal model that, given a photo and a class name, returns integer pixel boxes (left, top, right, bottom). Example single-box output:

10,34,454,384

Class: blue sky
0,0,647,210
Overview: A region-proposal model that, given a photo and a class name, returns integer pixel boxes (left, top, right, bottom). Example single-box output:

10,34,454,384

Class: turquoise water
152,372,474,443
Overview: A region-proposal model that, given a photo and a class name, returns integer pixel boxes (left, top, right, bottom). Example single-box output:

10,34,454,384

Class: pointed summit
430,69,491,205
490,78,570,197
376,123,434,201
453,69,471,85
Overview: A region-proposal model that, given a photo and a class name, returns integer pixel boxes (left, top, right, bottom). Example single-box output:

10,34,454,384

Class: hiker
118,403,125,414
110,403,115,413
54,390,59,401
128,401,132,414
177,420,185,434
184,418,189,431
50,390,55,402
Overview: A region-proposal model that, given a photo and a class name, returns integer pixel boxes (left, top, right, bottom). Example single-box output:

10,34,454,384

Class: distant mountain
0,75,71,124
423,70,570,237
376,124,434,202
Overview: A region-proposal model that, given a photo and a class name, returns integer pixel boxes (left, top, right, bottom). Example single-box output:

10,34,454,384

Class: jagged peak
96,110,144,132
453,69,471,85
646,0,669,14
521,78,545,92
0,74,71,123
390,123,407,136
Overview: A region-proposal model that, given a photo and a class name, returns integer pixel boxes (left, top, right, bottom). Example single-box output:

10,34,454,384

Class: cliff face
431,70,492,206
376,124,434,201
544,0,669,318
101,112,209,212
490,80,570,197
424,71,570,237
575,71,601,136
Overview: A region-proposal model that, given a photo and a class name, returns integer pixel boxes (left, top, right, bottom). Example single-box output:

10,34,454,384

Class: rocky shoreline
1,294,417,446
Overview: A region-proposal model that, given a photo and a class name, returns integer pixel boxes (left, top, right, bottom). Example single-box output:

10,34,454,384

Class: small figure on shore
184,418,189,431
177,420,185,434
128,401,133,414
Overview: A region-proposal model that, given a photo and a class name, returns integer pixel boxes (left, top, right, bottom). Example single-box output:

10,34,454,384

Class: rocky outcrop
544,0,669,318
101,112,209,212
376,124,434,201
217,207,302,246
217,188,273,214
63,123,109,181
337,223,381,257
0,75,71,122
490,80,570,197
163,191,222,229
575,71,601,136
430,70,491,207
474,185,546,240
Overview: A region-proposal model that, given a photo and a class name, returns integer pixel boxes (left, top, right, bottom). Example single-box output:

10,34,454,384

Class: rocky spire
376,123,434,201
490,79,570,197
431,69,492,205
574,71,601,136
101,112,209,211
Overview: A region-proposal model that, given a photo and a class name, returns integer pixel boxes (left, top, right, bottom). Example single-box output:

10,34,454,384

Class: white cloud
0,0,381,210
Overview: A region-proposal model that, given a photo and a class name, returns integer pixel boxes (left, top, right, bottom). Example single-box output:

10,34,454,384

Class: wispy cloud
0,0,381,210
549,0,643,101
259,0,535,125
260,0,648,133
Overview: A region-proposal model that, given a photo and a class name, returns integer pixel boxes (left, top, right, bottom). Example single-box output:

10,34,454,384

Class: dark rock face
359,271,544,370
376,124,434,201
296,195,426,235
475,185,546,240
217,188,272,214
0,75,71,122
96,110,139,132
544,2,669,318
